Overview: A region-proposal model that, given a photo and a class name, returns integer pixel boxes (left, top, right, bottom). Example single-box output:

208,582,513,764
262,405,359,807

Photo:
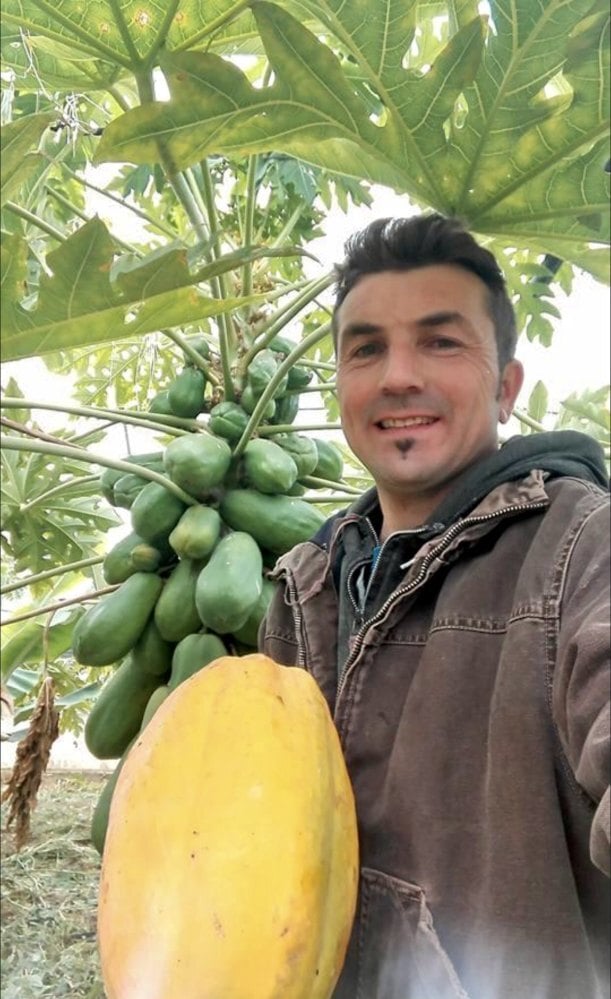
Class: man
259,214,610,999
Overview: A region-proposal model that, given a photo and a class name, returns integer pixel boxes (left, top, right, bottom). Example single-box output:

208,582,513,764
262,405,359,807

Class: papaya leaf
0,27,122,92
1,0,255,71
527,380,549,424
0,113,55,206
0,219,282,362
94,0,609,269
1,615,83,682
1,440,119,576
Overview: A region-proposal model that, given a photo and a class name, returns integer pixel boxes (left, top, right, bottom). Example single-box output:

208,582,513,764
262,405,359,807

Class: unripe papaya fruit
168,367,206,418
98,655,359,999
130,482,187,545
72,573,163,667
154,558,203,643
311,438,344,482
271,392,299,425
168,505,221,561
103,532,164,585
231,577,276,647
131,618,175,678
220,489,325,555
207,401,250,442
274,432,319,477
168,632,227,691
163,433,232,500
240,383,275,418
241,438,298,495
148,390,174,415
84,657,164,759
195,532,262,634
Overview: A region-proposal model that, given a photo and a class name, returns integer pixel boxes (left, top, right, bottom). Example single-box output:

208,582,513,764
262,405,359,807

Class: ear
498,359,524,423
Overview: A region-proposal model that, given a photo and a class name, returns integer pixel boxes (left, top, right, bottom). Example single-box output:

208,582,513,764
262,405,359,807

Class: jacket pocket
351,867,470,999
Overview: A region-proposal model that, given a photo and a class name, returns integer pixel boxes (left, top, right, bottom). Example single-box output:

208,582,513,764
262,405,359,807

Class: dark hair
332,213,517,370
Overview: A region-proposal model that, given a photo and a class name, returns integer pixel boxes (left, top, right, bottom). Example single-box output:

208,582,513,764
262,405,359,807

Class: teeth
379,417,435,429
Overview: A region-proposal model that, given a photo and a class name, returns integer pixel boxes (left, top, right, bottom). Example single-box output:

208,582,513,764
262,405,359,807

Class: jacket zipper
283,570,308,669
336,499,549,700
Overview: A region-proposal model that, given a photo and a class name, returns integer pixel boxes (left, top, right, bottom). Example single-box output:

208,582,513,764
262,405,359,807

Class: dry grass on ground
1,772,108,999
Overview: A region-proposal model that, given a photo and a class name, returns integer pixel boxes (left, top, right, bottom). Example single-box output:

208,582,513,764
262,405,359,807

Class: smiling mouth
377,416,438,429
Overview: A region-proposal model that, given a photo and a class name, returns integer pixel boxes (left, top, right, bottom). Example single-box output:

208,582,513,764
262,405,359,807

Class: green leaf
95,0,609,265
1,0,255,71
0,113,55,206
1,438,118,576
527,380,549,423
1,613,82,681
0,219,271,361
1,27,122,91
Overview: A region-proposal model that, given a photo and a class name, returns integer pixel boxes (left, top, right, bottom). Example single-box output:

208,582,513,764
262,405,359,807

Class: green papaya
208,401,250,442
271,392,299,425
84,657,163,759
246,349,284,397
163,433,232,499
183,335,210,364
168,632,227,692
130,481,187,544
99,451,164,505
240,383,275,418
103,532,164,585
148,390,174,415
139,684,170,729
72,572,163,667
195,532,263,634
231,577,276,647
274,433,319,477
168,505,221,560
154,557,204,643
91,738,137,856
131,617,175,678
220,489,325,555
242,438,298,495
168,367,206,418
311,438,344,482
286,365,313,390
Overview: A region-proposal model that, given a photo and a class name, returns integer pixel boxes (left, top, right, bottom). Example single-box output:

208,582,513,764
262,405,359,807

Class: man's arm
553,497,610,875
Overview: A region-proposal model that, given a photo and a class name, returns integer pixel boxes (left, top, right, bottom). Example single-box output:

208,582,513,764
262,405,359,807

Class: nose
379,342,425,395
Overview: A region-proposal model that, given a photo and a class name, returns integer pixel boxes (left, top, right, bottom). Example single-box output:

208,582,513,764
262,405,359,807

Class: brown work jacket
260,470,610,999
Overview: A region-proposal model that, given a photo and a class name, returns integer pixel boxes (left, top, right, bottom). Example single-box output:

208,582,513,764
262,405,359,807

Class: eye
428,336,461,350
352,341,383,359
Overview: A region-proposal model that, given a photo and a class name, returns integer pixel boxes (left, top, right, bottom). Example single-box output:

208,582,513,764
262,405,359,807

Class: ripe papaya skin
91,738,137,856
72,573,163,667
98,655,359,999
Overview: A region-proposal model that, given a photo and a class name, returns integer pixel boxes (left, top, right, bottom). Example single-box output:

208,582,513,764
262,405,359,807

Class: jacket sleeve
553,496,610,876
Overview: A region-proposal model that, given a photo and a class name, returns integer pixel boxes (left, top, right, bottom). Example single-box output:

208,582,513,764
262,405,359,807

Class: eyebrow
340,311,468,339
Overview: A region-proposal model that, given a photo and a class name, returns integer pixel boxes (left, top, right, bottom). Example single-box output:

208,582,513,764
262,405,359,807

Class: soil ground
1,771,108,999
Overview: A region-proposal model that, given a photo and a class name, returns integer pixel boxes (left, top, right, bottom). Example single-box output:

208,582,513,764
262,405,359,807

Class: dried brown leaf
2,677,60,849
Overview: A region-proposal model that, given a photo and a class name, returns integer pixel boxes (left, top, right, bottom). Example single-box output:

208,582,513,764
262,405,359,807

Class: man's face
335,266,524,530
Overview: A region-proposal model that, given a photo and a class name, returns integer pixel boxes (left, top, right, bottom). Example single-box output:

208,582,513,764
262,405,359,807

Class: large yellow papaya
98,654,359,999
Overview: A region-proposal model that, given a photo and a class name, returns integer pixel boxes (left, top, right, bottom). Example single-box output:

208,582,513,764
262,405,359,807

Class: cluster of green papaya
81,337,345,853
